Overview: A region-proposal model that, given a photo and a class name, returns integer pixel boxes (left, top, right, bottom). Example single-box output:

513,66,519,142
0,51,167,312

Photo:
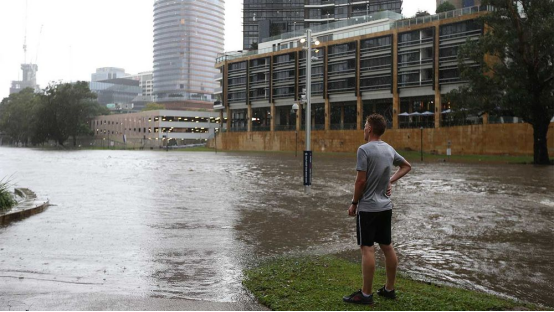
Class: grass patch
0,178,17,211
243,255,543,311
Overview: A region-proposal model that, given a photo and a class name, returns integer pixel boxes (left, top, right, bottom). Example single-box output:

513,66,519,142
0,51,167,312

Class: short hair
366,114,386,136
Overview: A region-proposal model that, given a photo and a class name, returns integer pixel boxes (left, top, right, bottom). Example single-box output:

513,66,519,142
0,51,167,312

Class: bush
0,178,16,211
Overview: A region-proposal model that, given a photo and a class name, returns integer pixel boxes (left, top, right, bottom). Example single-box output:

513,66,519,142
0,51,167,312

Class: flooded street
0,147,553,309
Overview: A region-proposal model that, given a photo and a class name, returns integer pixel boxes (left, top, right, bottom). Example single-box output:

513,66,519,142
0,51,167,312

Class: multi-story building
91,67,128,82
152,0,225,110
89,78,142,112
137,71,153,98
9,63,40,95
243,0,403,50
91,110,226,147
123,71,154,111
216,6,491,133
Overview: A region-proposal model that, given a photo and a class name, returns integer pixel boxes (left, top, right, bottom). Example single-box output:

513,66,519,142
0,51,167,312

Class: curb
0,188,49,226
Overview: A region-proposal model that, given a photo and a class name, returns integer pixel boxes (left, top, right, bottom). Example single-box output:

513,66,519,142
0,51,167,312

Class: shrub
0,178,16,211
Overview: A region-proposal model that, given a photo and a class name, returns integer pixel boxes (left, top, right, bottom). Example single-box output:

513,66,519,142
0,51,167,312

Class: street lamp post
300,29,319,192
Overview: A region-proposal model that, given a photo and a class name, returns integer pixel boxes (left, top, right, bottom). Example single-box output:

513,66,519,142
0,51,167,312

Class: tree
0,88,40,145
447,0,554,164
250,42,259,50
270,23,282,37
34,81,106,146
142,102,165,111
415,11,431,17
436,1,456,13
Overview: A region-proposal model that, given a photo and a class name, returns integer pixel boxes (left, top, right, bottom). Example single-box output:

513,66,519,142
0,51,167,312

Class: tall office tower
243,0,305,50
243,0,403,50
153,0,225,109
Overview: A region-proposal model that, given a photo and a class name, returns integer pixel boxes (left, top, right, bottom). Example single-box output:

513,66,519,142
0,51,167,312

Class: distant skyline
0,0,435,101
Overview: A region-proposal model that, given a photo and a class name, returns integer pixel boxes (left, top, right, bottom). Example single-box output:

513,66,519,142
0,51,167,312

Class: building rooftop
216,5,493,63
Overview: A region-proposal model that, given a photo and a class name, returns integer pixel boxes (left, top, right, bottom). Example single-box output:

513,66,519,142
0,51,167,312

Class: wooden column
296,104,302,131
434,92,441,128
356,39,362,130
434,24,441,129
357,95,363,130
226,106,231,132
340,104,345,129
393,95,400,129
270,102,276,132
325,98,331,131
247,105,252,132
392,31,400,129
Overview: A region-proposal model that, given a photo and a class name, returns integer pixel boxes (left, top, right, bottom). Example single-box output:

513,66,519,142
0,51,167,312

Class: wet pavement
0,147,552,309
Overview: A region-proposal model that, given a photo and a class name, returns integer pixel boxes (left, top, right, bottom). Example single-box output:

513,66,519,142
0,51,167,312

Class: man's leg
379,243,397,290
361,245,376,295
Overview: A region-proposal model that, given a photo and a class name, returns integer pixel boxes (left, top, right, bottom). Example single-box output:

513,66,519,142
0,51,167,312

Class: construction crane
23,0,28,64
29,24,44,81
35,25,43,65
21,0,42,91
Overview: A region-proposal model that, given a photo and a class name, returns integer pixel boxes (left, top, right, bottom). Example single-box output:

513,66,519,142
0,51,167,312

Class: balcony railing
330,123,357,130
216,6,493,64
301,124,325,131
252,125,270,132
392,5,493,29
275,124,296,131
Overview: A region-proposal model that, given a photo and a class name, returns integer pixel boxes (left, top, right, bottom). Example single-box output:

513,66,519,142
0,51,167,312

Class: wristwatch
351,200,358,205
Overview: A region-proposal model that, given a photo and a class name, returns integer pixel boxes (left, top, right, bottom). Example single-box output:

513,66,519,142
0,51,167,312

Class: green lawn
243,255,544,311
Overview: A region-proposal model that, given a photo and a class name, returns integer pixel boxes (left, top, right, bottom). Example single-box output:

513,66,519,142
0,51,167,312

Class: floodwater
0,147,553,308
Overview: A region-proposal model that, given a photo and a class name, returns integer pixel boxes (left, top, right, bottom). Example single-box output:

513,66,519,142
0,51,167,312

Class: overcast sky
0,0,435,100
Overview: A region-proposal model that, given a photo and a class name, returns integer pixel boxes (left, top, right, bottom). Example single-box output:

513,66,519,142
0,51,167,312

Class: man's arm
348,170,367,216
390,159,411,185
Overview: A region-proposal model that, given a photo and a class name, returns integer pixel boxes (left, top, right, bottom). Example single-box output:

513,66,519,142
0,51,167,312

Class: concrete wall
212,123,554,156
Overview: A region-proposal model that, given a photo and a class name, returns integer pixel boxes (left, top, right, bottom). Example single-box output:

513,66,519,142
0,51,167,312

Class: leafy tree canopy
436,1,457,13
447,0,554,164
0,88,40,145
142,102,165,111
1,83,109,147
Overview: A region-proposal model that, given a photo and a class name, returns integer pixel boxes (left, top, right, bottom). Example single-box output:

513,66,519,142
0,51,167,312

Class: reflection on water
0,148,552,306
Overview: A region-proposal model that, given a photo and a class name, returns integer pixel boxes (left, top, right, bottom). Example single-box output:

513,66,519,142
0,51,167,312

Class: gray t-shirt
356,141,406,213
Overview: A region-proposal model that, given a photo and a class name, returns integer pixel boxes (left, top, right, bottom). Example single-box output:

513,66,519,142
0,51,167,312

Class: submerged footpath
243,255,549,311
0,188,49,225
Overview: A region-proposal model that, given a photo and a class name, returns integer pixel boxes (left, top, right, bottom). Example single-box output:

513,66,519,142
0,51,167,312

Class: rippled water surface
0,148,552,307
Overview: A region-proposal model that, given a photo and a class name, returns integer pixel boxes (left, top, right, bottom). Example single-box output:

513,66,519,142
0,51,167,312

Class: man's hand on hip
348,204,357,216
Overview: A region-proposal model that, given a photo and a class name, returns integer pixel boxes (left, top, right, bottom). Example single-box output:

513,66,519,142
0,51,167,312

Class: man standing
343,114,412,305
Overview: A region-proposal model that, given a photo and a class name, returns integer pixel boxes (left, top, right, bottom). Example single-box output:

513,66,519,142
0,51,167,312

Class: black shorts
356,210,392,246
